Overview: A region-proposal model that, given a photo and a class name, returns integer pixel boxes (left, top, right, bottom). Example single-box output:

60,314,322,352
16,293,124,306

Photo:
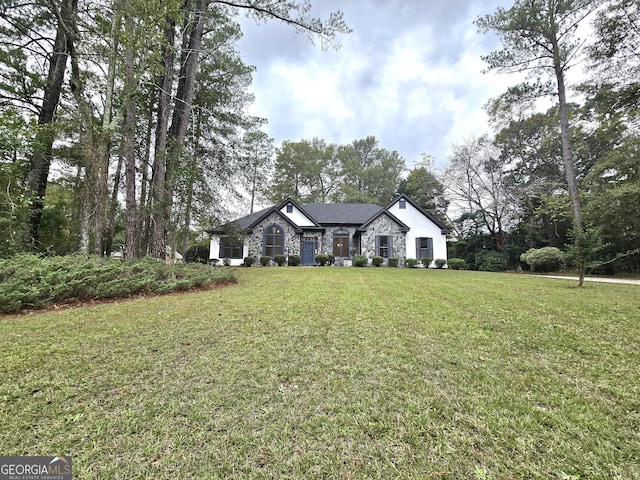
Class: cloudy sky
236,0,519,169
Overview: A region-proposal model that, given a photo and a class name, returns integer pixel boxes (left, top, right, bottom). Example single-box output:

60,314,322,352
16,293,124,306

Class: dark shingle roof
301,203,383,225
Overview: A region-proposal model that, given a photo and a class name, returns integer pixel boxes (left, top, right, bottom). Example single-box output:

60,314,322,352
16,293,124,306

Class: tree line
448,0,640,277
0,0,348,259
1,0,638,276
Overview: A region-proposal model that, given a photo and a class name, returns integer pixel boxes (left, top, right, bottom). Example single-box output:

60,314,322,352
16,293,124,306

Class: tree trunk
124,14,138,260
138,109,153,257
149,21,177,260
166,0,209,217
554,48,583,230
105,153,123,257
25,0,76,248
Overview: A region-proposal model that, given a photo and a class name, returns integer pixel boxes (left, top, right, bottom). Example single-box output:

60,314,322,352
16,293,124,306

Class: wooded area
0,0,638,275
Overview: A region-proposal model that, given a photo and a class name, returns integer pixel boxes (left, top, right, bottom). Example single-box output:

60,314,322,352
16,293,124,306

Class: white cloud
237,0,522,167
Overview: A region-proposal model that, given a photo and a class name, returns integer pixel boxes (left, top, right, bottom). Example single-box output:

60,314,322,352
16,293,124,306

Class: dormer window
399,199,406,209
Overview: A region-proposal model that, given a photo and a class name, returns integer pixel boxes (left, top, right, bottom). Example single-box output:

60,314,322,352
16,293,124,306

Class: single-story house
208,194,450,266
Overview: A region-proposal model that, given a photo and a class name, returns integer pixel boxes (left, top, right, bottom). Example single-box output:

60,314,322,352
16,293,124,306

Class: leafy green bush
260,256,272,266
184,244,209,264
372,256,384,267
435,259,447,269
475,251,508,272
222,258,231,266
447,258,466,270
315,253,330,266
353,255,368,267
520,247,565,272
0,254,236,314
387,257,399,268
327,254,335,265
288,254,301,266
243,256,255,267
420,257,433,268
274,254,287,266
405,258,419,268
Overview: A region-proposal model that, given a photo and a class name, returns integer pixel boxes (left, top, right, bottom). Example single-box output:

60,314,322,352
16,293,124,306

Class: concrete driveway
542,275,640,285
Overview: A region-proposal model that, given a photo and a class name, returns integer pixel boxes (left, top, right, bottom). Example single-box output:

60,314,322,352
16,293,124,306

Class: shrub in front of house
405,258,419,268
315,253,330,266
274,255,287,266
260,256,272,266
387,257,399,267
327,254,335,265
184,244,209,264
520,247,565,272
243,256,255,267
420,257,433,268
372,256,384,267
222,258,231,266
435,258,447,269
353,255,368,267
447,258,466,270
288,254,301,266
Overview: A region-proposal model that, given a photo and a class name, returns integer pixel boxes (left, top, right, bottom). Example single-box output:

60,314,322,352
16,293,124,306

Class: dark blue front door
302,240,316,265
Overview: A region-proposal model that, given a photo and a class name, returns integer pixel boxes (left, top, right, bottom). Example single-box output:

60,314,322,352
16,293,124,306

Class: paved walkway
543,275,640,285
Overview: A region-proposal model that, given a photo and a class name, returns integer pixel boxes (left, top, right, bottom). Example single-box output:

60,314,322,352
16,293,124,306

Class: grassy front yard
1,268,639,478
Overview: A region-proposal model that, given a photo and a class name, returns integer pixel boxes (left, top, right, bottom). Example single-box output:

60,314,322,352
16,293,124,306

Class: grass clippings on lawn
1,268,639,479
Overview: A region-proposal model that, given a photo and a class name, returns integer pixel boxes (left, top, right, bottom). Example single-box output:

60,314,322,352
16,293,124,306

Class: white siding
209,236,248,266
280,204,316,227
387,200,448,266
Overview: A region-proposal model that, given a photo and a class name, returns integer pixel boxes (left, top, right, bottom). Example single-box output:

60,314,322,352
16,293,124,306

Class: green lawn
1,268,639,479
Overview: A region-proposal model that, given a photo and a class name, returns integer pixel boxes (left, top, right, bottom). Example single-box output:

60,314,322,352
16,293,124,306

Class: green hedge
520,247,565,272
447,258,466,270
353,255,368,267
0,254,236,314
405,258,419,268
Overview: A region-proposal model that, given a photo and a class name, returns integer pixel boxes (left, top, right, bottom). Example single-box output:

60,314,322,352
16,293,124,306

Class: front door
302,239,316,265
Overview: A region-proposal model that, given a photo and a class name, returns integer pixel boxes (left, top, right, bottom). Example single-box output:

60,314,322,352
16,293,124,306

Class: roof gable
387,194,450,234
358,209,410,232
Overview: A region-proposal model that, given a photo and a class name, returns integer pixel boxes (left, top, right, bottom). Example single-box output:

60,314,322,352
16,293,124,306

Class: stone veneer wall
360,215,406,261
245,212,300,259
318,226,359,258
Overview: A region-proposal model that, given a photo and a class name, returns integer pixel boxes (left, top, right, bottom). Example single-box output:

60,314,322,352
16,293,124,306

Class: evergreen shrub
0,254,236,314
420,257,433,268
372,256,384,267
405,258,419,268
520,247,565,272
274,255,287,266
353,255,368,267
243,256,255,267
288,255,301,266
447,258,466,270
184,244,209,264
315,253,329,266
387,257,399,267
259,256,272,266
435,259,447,269
475,251,508,272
